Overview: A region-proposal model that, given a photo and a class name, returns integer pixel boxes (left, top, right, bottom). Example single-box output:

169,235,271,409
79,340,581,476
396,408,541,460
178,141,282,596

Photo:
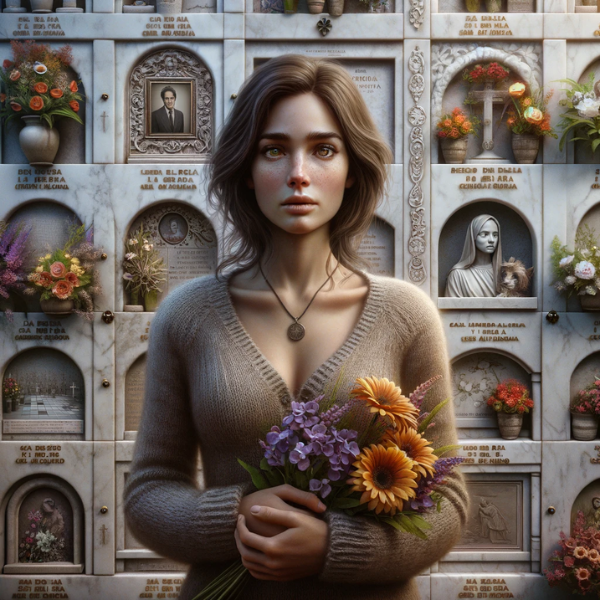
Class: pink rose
65,272,79,287
50,261,67,278
52,280,73,300
575,261,596,280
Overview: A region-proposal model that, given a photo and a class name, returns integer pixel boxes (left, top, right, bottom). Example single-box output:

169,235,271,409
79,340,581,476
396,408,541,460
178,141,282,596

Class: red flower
69,100,79,112
10,101,22,112
52,280,73,300
0,93,6,103
69,80,78,92
3,59,13,69
29,96,43,111
9,69,20,81
50,88,63,99
65,272,79,287
33,82,48,94
38,272,53,288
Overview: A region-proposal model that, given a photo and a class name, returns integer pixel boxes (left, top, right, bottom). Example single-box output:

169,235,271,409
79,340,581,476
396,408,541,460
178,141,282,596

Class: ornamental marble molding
409,0,425,31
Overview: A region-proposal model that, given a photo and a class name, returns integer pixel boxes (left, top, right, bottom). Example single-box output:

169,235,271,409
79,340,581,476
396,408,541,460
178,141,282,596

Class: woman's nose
287,153,310,188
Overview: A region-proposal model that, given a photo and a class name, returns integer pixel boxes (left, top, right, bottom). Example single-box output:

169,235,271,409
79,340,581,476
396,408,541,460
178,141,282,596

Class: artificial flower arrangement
463,62,510,85
506,82,557,139
122,226,166,312
27,223,102,320
0,41,82,127
194,375,463,600
487,379,533,415
18,507,68,563
0,220,32,320
550,225,600,299
557,72,600,154
545,510,600,596
572,379,600,416
436,107,480,140
3,377,21,410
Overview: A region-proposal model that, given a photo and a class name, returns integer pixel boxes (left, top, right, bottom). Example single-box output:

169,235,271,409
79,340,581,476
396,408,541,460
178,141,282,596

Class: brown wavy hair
207,54,393,279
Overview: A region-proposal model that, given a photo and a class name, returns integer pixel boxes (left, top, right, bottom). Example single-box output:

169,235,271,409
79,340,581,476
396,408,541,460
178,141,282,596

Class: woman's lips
282,203,317,215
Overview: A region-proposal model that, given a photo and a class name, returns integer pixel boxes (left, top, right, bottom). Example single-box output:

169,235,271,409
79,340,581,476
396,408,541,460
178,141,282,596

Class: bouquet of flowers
194,375,463,600
557,72,600,153
572,379,600,416
436,107,479,140
545,510,600,595
487,379,533,415
505,82,557,139
0,220,32,320
27,223,102,319
550,226,600,298
18,507,67,563
463,62,510,85
122,227,166,310
3,377,20,408
0,40,83,128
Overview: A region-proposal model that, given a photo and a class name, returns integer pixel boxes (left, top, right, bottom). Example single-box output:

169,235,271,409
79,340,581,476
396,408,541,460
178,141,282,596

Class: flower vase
328,0,344,14
19,116,60,167
485,0,502,10
3,0,27,12
307,0,325,11
466,0,481,9
571,412,598,440
507,0,534,10
512,133,540,164
144,290,159,312
440,137,468,164
40,297,74,318
283,0,298,11
580,295,600,311
156,0,182,13
497,412,523,440
30,0,54,11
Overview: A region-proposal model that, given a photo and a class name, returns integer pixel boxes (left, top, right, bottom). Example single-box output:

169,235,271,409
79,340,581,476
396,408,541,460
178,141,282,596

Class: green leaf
397,514,429,540
433,444,462,457
592,137,600,153
331,497,362,509
409,514,433,531
382,517,406,532
237,459,269,490
418,398,449,434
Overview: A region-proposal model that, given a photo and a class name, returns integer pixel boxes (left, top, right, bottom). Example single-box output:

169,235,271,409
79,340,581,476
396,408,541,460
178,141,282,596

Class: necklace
259,263,338,342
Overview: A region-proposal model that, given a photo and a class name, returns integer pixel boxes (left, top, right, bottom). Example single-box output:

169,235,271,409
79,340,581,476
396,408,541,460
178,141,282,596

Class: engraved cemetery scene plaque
2,348,85,440
358,217,394,277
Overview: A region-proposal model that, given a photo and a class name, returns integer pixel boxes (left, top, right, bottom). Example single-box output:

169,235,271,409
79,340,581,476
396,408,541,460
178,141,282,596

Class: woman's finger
249,505,301,529
274,485,326,513
236,514,276,554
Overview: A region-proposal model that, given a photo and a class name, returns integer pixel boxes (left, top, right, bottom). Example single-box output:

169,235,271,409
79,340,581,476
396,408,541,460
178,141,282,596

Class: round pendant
287,321,305,342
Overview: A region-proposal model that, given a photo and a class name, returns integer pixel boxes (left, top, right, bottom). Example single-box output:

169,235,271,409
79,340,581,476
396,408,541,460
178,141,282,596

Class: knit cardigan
124,271,469,600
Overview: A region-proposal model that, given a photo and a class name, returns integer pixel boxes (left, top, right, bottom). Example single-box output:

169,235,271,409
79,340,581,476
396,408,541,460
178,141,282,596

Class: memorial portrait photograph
146,79,194,137
159,213,188,245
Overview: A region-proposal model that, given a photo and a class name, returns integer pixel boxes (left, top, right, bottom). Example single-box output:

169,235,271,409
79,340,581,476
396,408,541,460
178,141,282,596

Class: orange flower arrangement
348,444,418,515
69,80,78,92
506,82,557,139
33,81,48,94
69,100,79,112
487,379,533,414
50,88,63,99
437,107,479,139
29,96,43,111
350,376,419,431
383,428,437,478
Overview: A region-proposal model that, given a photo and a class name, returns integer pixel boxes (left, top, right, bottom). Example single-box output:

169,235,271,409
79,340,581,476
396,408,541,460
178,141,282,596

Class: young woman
124,55,468,600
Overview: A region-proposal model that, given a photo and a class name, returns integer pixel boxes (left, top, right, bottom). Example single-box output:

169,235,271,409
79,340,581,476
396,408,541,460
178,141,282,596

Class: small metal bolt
102,310,114,324
102,379,110,388
547,506,556,515
230,93,237,99
100,506,108,514
100,253,108,261
101,93,109,101
546,310,559,325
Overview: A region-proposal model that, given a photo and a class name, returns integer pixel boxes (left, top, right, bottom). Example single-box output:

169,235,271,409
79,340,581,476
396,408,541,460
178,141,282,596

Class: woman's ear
345,175,356,189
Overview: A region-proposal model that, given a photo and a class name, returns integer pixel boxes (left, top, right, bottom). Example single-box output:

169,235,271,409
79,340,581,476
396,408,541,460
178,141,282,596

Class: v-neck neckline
213,270,384,406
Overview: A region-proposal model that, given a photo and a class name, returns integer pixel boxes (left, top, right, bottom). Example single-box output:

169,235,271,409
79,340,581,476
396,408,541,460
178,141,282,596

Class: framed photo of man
146,79,195,138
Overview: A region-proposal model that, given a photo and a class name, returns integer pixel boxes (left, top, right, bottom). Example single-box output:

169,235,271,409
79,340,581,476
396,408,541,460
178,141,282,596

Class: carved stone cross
467,81,510,163
99,524,108,545
70,382,78,398
100,111,108,133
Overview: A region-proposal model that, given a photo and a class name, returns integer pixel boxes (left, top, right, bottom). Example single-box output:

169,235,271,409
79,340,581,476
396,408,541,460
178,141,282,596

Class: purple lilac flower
320,401,353,427
309,478,332,499
410,457,464,512
289,442,313,471
282,401,320,431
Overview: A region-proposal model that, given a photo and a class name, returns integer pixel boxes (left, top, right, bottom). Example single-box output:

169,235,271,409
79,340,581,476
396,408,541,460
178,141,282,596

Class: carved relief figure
151,86,184,134
445,214,502,298
478,498,509,543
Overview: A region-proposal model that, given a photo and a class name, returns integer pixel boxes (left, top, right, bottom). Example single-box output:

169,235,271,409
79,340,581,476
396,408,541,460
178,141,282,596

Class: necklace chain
259,263,338,341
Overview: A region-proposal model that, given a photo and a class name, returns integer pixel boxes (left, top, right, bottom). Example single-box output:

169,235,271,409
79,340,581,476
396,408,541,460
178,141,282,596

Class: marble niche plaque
127,202,217,307
5,476,84,574
456,478,523,551
357,217,394,277
4,201,83,313
128,49,213,164
2,348,85,439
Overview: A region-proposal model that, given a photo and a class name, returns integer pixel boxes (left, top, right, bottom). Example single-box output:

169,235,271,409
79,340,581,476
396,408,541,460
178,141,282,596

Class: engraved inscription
459,15,513,38
450,167,520,191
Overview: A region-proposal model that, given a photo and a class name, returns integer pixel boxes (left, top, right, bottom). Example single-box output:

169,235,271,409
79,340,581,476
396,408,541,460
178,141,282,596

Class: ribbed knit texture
123,272,469,600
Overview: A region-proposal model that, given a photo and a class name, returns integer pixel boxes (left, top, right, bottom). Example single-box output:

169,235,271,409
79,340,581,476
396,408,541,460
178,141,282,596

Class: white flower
575,260,596,280
128,238,138,245
576,97,600,119
573,91,584,105
142,244,151,252
565,275,577,285
33,61,47,75
125,252,137,261
559,255,574,268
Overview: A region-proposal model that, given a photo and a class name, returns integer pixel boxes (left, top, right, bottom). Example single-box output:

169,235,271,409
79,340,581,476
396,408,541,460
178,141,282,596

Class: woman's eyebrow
258,131,343,142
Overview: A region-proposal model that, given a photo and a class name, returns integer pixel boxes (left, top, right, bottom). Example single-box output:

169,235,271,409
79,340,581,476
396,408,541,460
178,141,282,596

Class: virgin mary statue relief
444,214,502,298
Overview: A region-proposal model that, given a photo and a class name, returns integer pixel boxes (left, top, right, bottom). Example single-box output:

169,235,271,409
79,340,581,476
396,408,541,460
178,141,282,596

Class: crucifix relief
467,81,510,164
100,111,108,133
70,382,78,398
99,524,108,545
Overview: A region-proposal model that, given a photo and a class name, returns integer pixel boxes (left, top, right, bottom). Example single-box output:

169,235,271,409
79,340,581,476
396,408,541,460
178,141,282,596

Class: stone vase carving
40,297,74,318
156,0,182,12
466,0,481,9
19,116,60,167
440,137,468,164
328,0,344,14
512,133,539,164
307,0,324,12
485,0,502,10
144,290,159,312
571,412,598,441
497,412,523,440
580,295,600,311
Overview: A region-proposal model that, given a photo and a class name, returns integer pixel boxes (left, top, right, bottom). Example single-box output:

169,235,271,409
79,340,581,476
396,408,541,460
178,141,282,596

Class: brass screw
102,310,114,324
101,93,109,100
546,310,559,325
102,379,110,388
230,93,238,99
100,506,108,514
547,506,556,515
100,253,108,261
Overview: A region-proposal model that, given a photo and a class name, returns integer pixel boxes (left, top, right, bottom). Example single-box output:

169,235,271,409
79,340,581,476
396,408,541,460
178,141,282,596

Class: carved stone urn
512,133,540,164
497,412,523,440
19,115,60,167
40,297,74,318
571,412,598,441
328,0,344,15
307,0,325,12
440,136,468,164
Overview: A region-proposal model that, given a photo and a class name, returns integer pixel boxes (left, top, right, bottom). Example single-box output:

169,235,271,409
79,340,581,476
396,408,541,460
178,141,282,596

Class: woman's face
475,219,499,254
247,92,354,236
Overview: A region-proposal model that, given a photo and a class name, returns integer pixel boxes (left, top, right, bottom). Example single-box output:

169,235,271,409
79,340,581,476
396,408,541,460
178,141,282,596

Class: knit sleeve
319,286,469,585
123,292,249,565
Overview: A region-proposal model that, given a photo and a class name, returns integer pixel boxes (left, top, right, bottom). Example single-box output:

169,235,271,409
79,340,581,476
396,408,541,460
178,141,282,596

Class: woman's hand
235,506,328,581
238,484,326,538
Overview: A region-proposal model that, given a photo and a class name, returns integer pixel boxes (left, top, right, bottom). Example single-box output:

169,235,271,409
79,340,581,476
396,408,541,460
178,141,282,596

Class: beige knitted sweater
124,271,469,600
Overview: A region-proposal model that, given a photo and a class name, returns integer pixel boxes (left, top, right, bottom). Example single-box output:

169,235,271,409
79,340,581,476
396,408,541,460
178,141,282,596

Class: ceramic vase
580,295,600,311
30,0,54,11
40,297,74,318
497,412,523,440
485,0,501,10
19,116,60,167
144,290,159,312
571,412,598,440
466,0,481,9
507,0,534,10
307,0,324,11
283,0,298,10
440,137,468,164
328,0,344,14
512,133,540,164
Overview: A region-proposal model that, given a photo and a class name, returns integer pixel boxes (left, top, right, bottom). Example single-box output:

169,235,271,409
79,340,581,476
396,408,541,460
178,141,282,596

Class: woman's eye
264,147,283,158
316,146,335,158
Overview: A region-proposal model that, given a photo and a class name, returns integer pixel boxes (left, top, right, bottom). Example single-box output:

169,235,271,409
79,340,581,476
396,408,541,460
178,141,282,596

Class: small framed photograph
146,79,195,138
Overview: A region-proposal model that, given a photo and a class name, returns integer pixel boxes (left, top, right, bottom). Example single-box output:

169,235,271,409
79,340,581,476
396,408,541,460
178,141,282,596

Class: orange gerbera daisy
348,444,418,515
350,377,419,431
383,428,437,478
